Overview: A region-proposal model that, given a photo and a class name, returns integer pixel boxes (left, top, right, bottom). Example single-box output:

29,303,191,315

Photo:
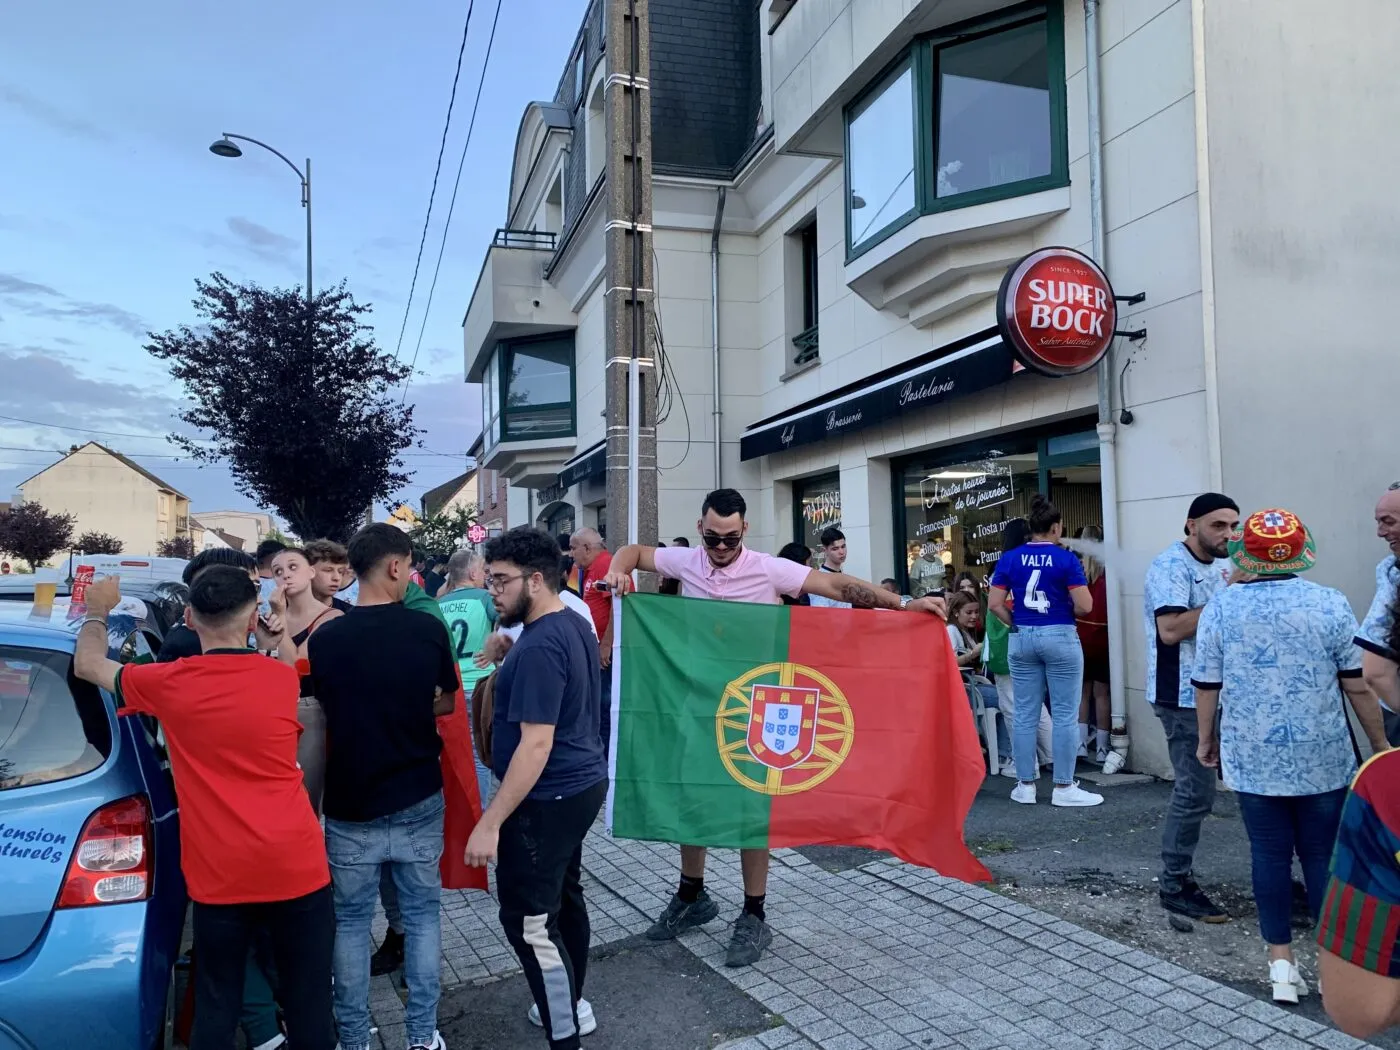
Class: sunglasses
702,532,742,550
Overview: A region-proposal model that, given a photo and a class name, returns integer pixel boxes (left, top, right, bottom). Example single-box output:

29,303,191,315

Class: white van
0,555,190,598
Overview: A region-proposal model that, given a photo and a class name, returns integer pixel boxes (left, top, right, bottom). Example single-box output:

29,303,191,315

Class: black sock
743,894,766,922
678,874,704,903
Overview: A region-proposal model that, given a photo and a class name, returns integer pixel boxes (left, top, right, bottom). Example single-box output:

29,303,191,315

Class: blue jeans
1009,624,1083,784
326,793,445,1050
1236,789,1346,945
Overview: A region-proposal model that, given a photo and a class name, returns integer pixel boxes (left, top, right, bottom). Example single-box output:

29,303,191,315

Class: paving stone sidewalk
367,826,1378,1050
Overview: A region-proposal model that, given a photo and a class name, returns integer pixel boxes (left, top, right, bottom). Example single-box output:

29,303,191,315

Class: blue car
0,597,185,1050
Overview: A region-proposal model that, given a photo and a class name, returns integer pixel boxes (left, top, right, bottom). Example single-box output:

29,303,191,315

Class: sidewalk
368,826,1379,1050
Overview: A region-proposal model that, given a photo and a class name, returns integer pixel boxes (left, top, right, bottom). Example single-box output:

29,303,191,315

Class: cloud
0,84,108,140
0,271,151,339
0,344,183,434
201,216,303,277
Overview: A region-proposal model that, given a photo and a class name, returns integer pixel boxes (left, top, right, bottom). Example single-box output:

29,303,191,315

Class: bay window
845,2,1067,257
481,332,576,446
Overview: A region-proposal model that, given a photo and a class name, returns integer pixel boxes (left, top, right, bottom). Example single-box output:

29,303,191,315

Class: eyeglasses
702,532,742,550
485,572,527,593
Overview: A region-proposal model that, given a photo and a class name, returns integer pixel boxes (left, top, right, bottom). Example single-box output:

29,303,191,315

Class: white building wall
1200,0,1400,615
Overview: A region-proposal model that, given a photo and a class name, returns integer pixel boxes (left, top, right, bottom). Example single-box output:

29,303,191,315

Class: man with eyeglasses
602,487,948,967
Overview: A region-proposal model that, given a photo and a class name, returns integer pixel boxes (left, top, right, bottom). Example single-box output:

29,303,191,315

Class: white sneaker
1095,747,1110,766
998,758,1018,779
1052,781,1104,807
1076,743,1088,759
1269,959,1309,1004
1011,782,1037,804
528,998,597,1036
408,1033,446,1050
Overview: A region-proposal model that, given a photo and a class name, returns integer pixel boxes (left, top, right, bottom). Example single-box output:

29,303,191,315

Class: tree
0,503,74,569
75,531,124,555
409,504,479,559
156,536,197,559
146,273,421,542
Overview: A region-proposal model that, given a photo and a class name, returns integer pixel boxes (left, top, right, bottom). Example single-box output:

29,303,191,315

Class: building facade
20,443,194,561
464,0,1398,776
193,509,275,552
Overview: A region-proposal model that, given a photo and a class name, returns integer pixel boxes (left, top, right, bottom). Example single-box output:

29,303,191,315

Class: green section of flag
612,595,788,848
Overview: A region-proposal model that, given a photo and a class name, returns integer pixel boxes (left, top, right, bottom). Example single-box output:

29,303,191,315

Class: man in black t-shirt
308,524,458,1050
466,527,608,1049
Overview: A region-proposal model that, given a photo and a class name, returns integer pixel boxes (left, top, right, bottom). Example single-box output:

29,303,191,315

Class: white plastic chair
966,675,1001,774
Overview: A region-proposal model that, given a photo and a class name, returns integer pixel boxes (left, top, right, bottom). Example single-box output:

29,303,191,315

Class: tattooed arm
802,570,946,618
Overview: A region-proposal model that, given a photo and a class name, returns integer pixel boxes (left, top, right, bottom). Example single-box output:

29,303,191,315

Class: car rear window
0,646,112,791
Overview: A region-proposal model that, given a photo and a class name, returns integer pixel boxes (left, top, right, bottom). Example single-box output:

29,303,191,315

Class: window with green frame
482,333,576,443
845,2,1068,257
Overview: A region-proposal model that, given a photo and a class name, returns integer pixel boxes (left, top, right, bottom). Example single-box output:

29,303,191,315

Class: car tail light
56,795,153,908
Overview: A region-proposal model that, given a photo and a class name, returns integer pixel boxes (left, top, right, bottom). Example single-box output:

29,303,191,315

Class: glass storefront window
895,428,1101,594
847,64,916,252
794,472,842,567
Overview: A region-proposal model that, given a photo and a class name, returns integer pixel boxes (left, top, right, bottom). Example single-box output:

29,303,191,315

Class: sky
0,0,584,520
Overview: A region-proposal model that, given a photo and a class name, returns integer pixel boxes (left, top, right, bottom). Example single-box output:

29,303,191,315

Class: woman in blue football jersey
989,494,1102,807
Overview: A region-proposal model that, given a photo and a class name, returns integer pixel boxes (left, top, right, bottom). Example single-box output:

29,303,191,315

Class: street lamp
209,133,313,309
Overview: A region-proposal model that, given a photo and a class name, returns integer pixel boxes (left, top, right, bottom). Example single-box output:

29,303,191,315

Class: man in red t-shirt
74,569,335,1050
569,528,614,754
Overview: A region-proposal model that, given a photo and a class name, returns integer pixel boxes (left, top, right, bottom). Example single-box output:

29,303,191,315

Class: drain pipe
710,186,727,489
1085,0,1130,767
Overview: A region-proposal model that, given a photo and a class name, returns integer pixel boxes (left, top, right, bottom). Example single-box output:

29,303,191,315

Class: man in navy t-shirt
988,494,1100,808
465,527,608,1049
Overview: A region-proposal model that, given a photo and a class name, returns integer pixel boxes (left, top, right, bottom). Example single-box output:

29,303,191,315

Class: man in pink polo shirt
604,487,947,966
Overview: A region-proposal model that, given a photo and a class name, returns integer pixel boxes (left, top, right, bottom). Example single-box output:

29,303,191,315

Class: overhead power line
0,443,470,460
391,1,478,365
401,0,505,406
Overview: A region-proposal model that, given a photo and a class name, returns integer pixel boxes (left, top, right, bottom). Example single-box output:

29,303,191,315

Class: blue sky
0,0,583,518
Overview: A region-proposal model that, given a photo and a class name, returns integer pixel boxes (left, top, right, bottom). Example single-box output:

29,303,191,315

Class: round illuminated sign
996,247,1117,377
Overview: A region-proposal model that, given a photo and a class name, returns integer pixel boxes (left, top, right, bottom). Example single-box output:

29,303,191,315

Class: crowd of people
57,477,1400,1045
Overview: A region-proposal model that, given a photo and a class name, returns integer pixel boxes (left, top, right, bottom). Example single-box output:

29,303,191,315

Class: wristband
80,616,109,631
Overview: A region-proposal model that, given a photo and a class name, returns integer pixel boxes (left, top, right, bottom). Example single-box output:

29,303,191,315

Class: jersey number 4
1023,570,1051,614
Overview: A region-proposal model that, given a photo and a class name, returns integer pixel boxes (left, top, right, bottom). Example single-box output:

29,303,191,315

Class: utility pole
603,0,657,551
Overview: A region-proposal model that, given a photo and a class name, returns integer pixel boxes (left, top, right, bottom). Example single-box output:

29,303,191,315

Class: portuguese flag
607,594,991,882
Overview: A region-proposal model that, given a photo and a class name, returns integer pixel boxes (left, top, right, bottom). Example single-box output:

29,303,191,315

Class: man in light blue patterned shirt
1142,492,1239,923
1358,485,1400,743
1192,508,1388,1002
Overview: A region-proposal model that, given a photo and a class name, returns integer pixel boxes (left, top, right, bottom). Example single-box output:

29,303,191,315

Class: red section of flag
437,663,488,891
771,607,991,883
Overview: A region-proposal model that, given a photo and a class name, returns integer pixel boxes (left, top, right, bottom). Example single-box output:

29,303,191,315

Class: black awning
739,332,1015,461
558,441,606,488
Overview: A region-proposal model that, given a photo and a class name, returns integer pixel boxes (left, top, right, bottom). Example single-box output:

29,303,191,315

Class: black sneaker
370,928,405,976
725,912,774,968
1160,880,1230,923
645,890,720,941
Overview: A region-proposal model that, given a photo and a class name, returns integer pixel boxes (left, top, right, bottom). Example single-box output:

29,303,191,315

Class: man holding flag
603,488,957,968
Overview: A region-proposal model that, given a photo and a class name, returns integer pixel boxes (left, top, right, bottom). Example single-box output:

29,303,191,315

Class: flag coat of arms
606,594,991,882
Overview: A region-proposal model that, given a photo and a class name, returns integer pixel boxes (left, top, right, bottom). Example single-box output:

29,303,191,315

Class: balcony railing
176,516,189,534
792,324,819,366
493,228,557,251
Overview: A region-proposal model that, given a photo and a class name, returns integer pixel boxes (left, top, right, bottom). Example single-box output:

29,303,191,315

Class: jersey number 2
450,619,472,660
1023,570,1051,614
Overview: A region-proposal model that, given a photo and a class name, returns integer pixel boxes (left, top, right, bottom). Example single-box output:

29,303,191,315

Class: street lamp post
209,134,312,310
